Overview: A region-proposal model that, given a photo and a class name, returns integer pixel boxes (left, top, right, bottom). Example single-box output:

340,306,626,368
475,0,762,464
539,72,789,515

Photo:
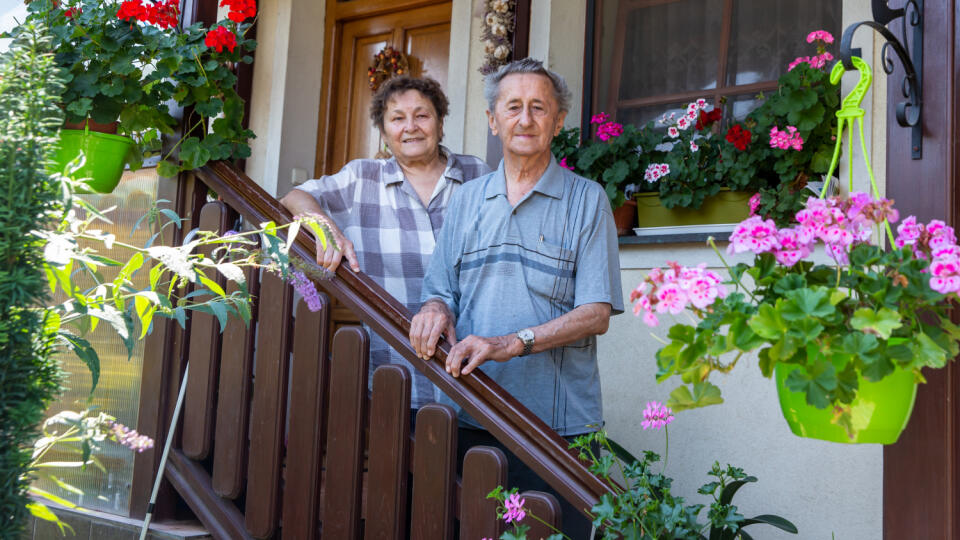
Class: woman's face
381,89,442,164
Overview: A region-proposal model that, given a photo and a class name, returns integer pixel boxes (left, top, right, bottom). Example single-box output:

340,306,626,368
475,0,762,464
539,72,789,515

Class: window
590,0,841,128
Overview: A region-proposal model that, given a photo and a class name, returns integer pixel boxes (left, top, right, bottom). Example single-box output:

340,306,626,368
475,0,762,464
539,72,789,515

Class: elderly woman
280,76,491,412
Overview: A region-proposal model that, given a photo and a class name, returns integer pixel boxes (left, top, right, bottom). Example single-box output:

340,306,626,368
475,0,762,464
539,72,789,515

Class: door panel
324,2,452,175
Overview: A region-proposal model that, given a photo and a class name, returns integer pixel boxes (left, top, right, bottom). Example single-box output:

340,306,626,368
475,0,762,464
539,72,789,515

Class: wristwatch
516,328,535,357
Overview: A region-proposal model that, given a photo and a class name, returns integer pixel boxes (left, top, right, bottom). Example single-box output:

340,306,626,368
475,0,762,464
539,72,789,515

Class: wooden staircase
125,162,613,539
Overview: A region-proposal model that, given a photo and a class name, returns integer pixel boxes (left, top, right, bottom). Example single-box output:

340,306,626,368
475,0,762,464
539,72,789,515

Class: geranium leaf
850,307,902,340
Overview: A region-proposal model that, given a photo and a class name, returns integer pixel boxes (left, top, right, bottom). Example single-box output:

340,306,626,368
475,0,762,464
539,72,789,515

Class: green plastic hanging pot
775,363,918,444
53,128,134,193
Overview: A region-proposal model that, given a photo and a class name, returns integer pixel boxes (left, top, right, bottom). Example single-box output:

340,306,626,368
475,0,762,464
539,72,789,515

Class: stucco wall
598,2,888,539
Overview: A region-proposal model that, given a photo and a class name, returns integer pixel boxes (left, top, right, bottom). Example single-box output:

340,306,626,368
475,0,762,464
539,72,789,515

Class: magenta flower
642,401,674,430
596,121,624,141
928,220,957,251
896,216,921,249
773,227,813,267
748,193,761,216
503,493,526,523
769,126,804,150
807,30,835,44
559,156,574,171
728,215,780,255
590,112,609,125
930,256,960,294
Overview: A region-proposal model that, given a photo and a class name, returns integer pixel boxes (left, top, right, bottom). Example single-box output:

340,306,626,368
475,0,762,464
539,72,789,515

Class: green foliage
552,40,839,224
657,242,958,438
0,23,66,538
8,0,257,174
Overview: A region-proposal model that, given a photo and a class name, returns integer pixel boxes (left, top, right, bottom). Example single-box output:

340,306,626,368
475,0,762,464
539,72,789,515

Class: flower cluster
895,217,960,293
503,493,526,523
220,0,256,22
630,261,727,327
107,421,155,453
204,25,238,53
769,126,804,150
290,269,323,312
789,30,835,71
643,162,669,183
725,124,752,151
591,112,624,142
641,401,674,430
116,0,179,29
730,193,899,265
479,0,515,75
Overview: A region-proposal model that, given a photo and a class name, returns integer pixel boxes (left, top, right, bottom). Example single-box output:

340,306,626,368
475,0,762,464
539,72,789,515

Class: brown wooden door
320,2,452,176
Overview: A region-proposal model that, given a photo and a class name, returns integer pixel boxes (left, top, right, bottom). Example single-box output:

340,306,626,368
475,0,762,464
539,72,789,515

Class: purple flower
108,422,155,453
642,401,674,430
291,270,323,312
503,493,526,523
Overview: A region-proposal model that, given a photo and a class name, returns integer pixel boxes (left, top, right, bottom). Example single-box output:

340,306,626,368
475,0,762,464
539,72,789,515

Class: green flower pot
775,363,918,444
635,190,752,228
53,128,134,193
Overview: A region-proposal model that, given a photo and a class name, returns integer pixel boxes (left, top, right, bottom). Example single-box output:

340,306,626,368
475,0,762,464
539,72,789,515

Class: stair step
24,501,211,540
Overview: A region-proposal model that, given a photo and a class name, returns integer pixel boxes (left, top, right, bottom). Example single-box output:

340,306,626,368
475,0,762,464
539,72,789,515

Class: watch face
518,328,535,343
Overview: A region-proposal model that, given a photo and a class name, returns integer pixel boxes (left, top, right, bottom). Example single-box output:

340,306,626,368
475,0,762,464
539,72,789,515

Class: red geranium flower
63,6,81,17
116,0,179,29
205,25,238,53
220,0,257,22
695,108,722,131
725,124,752,151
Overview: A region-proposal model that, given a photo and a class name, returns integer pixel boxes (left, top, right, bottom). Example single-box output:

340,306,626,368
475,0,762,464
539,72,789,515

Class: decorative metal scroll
838,0,923,159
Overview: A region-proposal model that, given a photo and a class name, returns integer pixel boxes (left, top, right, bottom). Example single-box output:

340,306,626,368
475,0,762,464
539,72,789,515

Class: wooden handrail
198,161,615,517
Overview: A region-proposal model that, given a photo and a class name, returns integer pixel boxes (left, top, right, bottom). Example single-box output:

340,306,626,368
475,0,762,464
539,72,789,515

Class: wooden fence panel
364,365,412,540
182,202,228,460
410,404,457,540
322,327,369,539
519,491,562,539
243,272,293,538
211,268,259,499
459,446,508,540
281,297,331,540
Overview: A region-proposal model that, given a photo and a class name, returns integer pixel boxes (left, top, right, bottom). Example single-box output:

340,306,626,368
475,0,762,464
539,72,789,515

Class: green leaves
668,382,724,412
850,307,902,339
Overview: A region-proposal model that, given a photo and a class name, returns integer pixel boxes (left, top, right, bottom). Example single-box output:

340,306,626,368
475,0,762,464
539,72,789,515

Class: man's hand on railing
410,298,457,360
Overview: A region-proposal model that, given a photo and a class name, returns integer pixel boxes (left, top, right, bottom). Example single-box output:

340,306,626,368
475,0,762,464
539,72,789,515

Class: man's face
487,73,567,162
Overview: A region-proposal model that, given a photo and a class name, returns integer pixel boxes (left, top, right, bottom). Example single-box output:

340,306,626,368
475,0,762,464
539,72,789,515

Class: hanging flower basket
775,362,918,444
53,128,134,193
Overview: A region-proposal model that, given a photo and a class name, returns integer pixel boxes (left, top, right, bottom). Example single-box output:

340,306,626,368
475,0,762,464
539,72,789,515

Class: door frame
314,0,451,176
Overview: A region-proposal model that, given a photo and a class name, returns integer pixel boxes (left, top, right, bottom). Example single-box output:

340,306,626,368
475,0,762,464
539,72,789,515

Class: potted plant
554,30,840,234
8,0,257,192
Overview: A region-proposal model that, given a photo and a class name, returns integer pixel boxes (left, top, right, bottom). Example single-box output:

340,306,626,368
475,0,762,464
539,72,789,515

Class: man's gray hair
483,58,573,113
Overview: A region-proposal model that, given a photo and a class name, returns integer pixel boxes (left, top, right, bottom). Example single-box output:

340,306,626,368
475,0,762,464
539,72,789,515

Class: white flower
492,0,510,14
148,246,196,283
494,44,510,60
690,141,699,152
485,12,500,27
485,41,496,54
677,116,690,130
492,23,508,37
667,126,679,138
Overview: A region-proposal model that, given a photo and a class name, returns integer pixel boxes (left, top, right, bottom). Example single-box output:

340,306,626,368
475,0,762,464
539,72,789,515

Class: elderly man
409,58,622,536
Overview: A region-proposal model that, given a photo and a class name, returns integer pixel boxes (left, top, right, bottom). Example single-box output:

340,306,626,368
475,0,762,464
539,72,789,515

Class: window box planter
633,190,752,235
775,363,918,444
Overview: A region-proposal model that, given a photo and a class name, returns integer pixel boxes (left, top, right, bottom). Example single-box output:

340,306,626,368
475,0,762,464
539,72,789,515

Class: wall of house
599,2,888,539
247,0,891,537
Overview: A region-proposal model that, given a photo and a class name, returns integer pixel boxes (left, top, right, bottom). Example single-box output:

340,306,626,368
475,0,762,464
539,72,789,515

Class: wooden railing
127,161,613,539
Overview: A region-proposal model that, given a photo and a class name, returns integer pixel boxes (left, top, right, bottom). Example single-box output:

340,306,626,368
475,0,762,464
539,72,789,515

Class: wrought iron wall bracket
839,0,923,159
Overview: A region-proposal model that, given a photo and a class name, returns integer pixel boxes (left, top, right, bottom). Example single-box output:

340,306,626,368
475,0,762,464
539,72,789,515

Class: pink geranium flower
728,216,780,254
642,401,674,430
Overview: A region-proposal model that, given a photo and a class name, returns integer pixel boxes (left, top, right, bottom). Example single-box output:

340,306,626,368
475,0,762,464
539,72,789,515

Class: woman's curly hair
369,76,449,130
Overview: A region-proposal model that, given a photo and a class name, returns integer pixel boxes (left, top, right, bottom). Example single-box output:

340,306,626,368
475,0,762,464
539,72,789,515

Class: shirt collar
384,145,461,186
485,155,565,200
